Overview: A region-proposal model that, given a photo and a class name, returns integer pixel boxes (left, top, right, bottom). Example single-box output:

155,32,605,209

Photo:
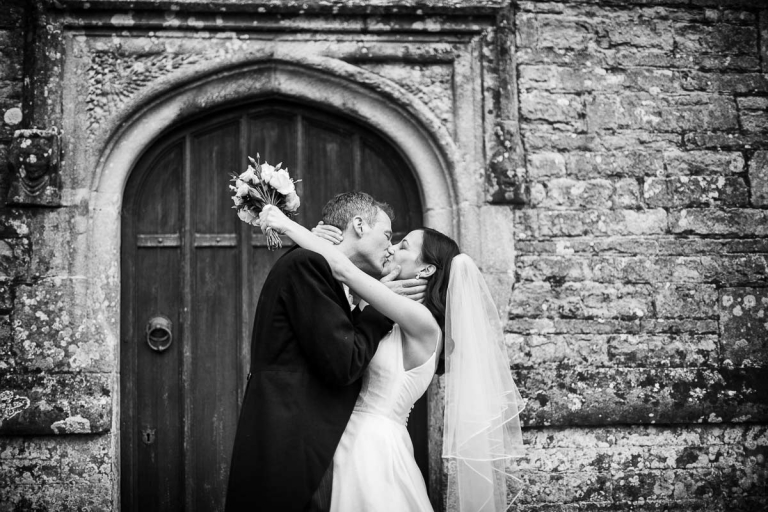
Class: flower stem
265,227,282,251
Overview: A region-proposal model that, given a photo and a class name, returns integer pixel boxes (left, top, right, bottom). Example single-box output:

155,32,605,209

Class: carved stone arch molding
91,56,459,234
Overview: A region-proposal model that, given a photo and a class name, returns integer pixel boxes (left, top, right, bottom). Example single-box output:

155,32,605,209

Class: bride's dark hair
419,227,461,373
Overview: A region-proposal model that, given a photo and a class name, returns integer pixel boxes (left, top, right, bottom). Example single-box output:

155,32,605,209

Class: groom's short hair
322,192,394,231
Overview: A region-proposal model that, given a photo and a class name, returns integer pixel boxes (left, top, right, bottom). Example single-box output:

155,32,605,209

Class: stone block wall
507,0,767,509
0,0,24,202
0,2,114,510
0,0,765,510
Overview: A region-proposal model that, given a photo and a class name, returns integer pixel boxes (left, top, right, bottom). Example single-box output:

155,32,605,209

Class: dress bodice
353,324,438,426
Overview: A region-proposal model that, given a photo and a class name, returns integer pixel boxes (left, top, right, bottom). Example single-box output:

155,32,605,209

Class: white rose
260,162,276,183
237,208,258,225
269,169,295,195
239,167,259,185
284,191,300,211
236,184,251,197
232,195,244,206
235,178,245,188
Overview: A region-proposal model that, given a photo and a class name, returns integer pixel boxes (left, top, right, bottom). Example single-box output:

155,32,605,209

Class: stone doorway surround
8,2,521,509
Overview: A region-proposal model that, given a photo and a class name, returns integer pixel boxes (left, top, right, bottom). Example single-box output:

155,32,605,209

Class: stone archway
87,58,459,507
91,57,458,231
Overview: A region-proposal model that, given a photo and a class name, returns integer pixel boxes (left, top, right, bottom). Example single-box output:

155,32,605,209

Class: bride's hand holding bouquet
230,155,300,251
258,204,294,237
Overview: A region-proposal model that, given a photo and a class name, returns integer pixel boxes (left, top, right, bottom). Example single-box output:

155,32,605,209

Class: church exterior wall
0,1,766,510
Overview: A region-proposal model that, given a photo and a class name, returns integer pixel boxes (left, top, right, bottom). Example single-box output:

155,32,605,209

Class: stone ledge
508,281,657,320
0,372,111,435
515,254,767,285
516,367,768,427
54,0,507,16
507,333,719,369
515,468,765,506
508,281,725,321
0,435,111,489
515,209,669,238
519,65,768,95
510,500,764,512
507,318,719,336
0,482,111,511
644,176,748,208
522,423,767,449
669,209,768,236
514,237,768,256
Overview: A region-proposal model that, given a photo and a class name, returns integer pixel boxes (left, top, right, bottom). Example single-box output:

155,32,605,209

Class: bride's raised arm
259,206,438,341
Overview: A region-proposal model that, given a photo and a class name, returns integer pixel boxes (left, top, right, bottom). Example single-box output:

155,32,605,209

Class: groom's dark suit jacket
225,247,393,512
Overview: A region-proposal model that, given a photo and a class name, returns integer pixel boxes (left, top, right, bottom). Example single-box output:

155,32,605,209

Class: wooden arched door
120,102,425,511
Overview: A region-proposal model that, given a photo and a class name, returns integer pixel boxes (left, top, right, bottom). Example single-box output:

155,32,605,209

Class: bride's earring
416,269,425,279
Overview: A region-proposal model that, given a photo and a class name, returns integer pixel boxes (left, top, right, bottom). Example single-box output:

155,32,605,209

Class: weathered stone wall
0,2,114,510
506,0,768,509
0,1,24,199
0,0,765,510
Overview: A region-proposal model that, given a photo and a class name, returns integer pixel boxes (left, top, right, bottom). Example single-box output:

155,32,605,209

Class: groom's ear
351,216,366,238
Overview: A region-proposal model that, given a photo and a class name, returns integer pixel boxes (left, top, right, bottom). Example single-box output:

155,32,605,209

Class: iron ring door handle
146,315,173,352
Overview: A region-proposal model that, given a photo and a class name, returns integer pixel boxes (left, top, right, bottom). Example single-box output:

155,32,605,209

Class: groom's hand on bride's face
381,266,428,303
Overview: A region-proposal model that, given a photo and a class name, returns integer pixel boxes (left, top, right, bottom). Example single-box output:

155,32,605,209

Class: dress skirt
330,410,433,512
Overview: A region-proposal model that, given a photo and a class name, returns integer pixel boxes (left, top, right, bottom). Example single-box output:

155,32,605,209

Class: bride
259,205,525,512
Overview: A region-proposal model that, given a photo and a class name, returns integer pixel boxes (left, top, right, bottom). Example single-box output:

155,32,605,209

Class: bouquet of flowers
230,154,301,250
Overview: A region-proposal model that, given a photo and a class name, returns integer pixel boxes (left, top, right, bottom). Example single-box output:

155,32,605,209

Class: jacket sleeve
280,251,393,386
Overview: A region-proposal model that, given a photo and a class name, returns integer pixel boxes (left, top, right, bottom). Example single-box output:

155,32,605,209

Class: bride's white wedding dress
331,323,439,512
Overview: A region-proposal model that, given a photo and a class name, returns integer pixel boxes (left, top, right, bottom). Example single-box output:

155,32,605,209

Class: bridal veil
442,254,525,511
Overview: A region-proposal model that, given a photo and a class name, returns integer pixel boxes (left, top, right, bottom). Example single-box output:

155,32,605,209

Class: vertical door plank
193,121,241,234
300,118,355,226
190,121,242,512
191,247,240,511
123,142,184,512
237,115,250,407
245,111,298,173
182,134,195,512
359,139,422,235
134,144,183,234
120,209,139,512
245,111,301,339
135,247,183,512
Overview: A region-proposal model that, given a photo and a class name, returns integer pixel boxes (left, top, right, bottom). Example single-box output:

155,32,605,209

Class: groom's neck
336,238,365,271
336,238,358,260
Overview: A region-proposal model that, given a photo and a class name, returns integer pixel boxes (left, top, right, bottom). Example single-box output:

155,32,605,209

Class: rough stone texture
0,435,112,510
644,176,748,208
9,278,113,373
516,366,767,426
749,151,768,207
720,288,768,369
0,372,111,435
669,209,768,236
0,0,766,510
514,424,768,509
507,0,767,509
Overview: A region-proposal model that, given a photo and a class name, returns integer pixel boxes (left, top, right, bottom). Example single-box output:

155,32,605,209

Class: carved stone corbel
7,128,62,206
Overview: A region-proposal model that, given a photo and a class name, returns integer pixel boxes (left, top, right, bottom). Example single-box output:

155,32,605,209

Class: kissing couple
225,192,524,512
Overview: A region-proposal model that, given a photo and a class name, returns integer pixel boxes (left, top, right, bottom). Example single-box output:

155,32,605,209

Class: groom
226,192,415,512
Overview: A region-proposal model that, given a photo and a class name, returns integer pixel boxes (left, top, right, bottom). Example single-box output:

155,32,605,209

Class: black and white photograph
0,0,766,511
